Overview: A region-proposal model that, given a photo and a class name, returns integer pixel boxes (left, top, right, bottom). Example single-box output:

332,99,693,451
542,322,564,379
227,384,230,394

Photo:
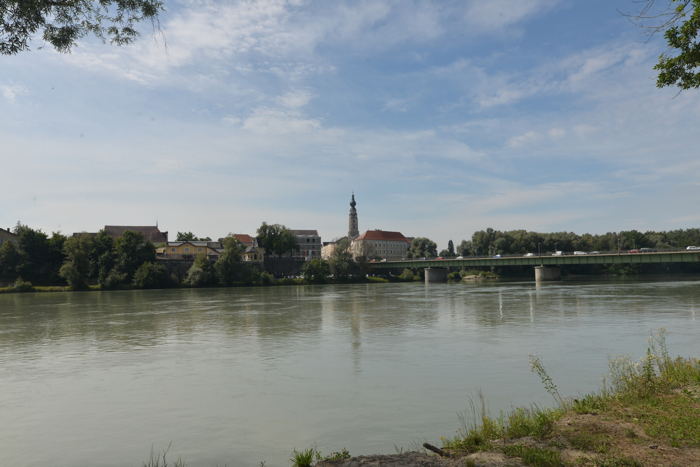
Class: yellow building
157,241,222,260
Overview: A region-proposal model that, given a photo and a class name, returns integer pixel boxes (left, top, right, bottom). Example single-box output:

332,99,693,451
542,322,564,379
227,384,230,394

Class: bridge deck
369,251,700,269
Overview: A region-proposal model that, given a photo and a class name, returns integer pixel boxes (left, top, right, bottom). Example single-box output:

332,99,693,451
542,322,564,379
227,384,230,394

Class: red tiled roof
356,230,409,243
233,234,255,245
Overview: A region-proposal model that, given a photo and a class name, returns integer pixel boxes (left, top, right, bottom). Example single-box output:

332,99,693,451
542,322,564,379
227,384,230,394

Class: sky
1,0,700,248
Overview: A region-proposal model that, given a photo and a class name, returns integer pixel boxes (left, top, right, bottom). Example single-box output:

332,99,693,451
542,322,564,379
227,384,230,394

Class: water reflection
1,279,700,467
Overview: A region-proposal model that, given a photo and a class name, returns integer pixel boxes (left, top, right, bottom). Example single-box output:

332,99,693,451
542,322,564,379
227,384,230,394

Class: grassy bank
435,330,700,466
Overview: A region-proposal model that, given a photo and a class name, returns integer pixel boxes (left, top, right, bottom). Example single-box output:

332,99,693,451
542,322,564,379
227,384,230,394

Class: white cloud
507,130,540,148
277,89,313,108
0,84,28,102
241,107,321,134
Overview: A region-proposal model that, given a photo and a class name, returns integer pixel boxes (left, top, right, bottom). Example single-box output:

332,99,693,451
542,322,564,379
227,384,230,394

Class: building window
184,247,190,253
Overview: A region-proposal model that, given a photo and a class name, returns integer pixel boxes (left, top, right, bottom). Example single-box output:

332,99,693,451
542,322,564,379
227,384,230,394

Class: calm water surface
1,279,699,466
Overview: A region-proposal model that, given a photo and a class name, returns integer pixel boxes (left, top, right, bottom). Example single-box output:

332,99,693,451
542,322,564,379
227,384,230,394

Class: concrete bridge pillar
534,266,561,282
424,268,448,283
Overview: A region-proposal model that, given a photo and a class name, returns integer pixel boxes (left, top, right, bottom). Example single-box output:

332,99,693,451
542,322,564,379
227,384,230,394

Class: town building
223,234,265,263
291,229,322,260
0,227,17,246
351,230,410,260
321,241,337,260
157,241,222,261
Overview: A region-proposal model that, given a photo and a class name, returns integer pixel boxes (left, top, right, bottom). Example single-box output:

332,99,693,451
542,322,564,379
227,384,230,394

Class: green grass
290,448,320,467
442,395,563,455
562,429,611,453
501,445,563,466
442,330,700,465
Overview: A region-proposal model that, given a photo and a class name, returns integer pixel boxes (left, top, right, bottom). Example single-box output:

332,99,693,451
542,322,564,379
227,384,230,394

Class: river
1,278,699,466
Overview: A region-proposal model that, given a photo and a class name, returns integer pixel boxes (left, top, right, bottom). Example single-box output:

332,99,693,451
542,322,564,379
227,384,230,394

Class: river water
1,278,699,466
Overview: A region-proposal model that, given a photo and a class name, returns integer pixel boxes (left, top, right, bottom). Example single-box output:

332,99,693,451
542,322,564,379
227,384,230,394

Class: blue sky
2,0,699,248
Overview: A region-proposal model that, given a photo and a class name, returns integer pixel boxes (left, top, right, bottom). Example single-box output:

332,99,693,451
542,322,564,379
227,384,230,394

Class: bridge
367,250,700,282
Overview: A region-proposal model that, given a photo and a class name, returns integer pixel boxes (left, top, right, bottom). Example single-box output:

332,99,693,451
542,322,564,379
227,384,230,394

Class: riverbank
0,275,413,294
313,332,700,466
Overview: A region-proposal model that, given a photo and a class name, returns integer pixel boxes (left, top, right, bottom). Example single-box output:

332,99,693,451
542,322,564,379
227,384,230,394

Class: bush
185,255,216,287
302,258,330,283
398,268,419,281
12,278,34,292
100,269,127,289
59,261,89,290
132,262,171,289
447,271,462,282
259,271,275,285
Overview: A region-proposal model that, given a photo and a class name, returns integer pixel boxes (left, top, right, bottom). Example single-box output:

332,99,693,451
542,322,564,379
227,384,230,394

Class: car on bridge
524,252,535,257
573,251,587,255
686,246,700,251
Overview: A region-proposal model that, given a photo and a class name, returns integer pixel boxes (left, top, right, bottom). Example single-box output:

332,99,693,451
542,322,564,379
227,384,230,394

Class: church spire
348,193,359,240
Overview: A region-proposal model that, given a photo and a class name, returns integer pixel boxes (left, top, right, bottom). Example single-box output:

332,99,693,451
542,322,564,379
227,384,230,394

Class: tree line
395,228,700,260
447,228,700,258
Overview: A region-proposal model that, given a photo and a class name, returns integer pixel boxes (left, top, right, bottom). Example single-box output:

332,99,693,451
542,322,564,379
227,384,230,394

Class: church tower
348,193,359,240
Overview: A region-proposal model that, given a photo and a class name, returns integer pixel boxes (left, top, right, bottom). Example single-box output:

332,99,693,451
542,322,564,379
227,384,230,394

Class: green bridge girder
368,251,700,270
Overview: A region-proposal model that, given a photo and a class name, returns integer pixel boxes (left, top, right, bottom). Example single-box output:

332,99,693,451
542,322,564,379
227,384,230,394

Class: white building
351,230,410,260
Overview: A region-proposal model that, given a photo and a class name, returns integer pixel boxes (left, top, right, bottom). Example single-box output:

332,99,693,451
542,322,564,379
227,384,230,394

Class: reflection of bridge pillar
534,266,561,282
424,268,448,283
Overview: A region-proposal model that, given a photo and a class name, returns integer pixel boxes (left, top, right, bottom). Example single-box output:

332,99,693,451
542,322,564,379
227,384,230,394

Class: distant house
351,230,410,260
103,225,168,244
291,229,322,260
231,234,256,248
157,241,222,261
0,227,17,247
220,234,264,263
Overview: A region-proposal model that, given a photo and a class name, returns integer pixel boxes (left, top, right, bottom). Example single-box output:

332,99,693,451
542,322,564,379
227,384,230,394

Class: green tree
638,0,700,89
214,237,244,285
328,238,359,281
59,235,93,290
132,261,170,289
88,230,115,285
0,0,163,55
447,239,455,257
13,224,65,284
0,240,19,282
114,230,155,281
256,222,297,257
457,239,473,256
302,258,330,283
408,237,438,258
176,232,212,241
184,254,216,287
